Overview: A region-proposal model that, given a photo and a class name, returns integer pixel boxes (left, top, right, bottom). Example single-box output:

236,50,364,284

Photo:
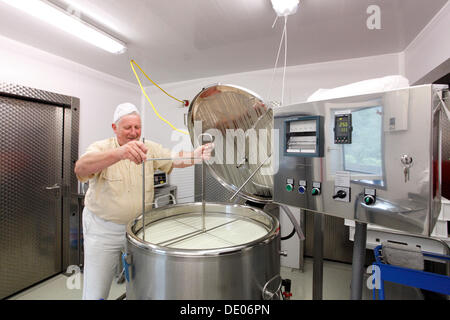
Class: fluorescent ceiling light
1,0,126,54
271,0,299,17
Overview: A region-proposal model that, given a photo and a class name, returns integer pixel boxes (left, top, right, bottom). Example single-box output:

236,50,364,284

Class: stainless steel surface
304,212,355,264
201,159,206,232
75,195,85,268
299,210,306,271
154,185,177,208
125,202,280,299
313,213,324,300
443,100,450,161
0,82,72,106
188,84,273,203
229,154,271,201
194,164,246,205
201,132,206,232
0,83,79,299
274,84,447,236
441,90,450,200
142,138,146,241
45,183,61,190
145,157,201,161
62,96,80,271
0,96,63,299
154,193,176,208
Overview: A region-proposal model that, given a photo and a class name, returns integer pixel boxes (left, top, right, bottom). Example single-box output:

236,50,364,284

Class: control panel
275,110,358,213
272,85,444,236
275,108,380,218
284,116,324,157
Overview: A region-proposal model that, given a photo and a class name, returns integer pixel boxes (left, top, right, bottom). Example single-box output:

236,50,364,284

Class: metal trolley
371,244,450,300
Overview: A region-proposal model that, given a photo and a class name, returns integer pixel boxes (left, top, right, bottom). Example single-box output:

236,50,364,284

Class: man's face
112,114,142,146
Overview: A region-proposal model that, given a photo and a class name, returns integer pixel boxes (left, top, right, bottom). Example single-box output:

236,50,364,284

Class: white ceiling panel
0,0,447,84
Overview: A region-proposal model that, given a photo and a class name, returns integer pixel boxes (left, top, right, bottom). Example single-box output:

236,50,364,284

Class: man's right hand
117,141,148,164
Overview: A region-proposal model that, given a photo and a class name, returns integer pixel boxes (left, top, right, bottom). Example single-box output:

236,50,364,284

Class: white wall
404,2,450,84
0,34,141,155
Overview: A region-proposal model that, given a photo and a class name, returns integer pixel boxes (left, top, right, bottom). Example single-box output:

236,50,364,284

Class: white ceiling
0,0,447,84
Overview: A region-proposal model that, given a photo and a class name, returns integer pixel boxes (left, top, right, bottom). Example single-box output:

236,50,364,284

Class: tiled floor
8,272,126,300
281,258,424,300
8,258,424,300
281,258,353,300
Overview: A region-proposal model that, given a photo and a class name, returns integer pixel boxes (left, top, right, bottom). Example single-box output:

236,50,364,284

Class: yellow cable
130,60,189,135
131,60,184,104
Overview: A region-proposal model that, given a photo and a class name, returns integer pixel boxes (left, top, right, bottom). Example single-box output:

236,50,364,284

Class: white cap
113,103,140,123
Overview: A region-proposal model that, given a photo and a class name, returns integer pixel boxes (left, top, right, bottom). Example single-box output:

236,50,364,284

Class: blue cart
371,244,450,300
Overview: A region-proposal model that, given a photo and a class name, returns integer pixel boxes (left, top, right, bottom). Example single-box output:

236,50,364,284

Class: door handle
45,183,61,190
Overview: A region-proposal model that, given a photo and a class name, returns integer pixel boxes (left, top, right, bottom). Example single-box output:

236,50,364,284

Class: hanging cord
266,15,289,106
281,15,288,106
130,59,189,135
266,16,286,104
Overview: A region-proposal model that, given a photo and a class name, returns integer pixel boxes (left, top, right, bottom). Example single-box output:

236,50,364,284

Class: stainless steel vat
124,202,281,300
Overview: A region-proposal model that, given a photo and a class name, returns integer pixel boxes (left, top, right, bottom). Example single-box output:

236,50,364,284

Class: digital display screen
334,114,352,143
336,116,349,135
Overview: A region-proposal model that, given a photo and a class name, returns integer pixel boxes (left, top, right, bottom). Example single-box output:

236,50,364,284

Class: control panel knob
286,184,293,192
298,186,306,194
364,195,375,205
311,187,321,196
332,190,347,199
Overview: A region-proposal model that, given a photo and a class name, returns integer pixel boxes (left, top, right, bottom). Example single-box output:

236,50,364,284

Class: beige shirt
77,137,173,224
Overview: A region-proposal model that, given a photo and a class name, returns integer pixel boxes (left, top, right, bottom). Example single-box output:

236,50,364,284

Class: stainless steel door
0,96,63,299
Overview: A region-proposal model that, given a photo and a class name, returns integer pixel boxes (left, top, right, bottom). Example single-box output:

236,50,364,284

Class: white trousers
82,207,126,300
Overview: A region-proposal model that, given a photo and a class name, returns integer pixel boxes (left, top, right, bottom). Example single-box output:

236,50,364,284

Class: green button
286,184,293,192
312,189,318,195
364,196,374,204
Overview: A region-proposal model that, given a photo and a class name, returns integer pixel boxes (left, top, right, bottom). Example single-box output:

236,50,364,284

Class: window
343,106,383,176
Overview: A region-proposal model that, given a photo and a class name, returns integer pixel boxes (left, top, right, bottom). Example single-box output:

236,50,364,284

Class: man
74,102,213,300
